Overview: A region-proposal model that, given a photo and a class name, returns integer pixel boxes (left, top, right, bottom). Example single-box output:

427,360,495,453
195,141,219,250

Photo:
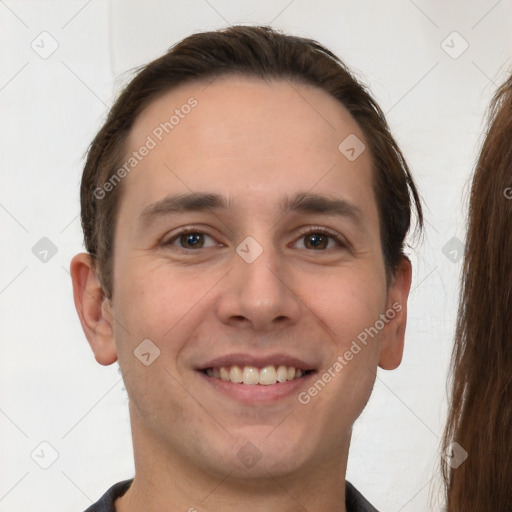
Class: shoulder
345,481,380,512
82,479,133,512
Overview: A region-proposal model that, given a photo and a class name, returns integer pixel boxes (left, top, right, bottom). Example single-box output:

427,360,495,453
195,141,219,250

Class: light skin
71,75,412,512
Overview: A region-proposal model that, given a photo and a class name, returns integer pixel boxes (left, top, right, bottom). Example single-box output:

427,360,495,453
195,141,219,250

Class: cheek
112,258,226,369
111,265,196,425
303,265,385,399
308,265,387,340
114,260,191,339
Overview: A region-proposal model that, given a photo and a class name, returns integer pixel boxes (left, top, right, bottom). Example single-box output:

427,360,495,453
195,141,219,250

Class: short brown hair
80,25,423,299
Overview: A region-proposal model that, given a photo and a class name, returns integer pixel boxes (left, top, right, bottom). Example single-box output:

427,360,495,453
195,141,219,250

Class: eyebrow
282,192,364,227
139,191,365,228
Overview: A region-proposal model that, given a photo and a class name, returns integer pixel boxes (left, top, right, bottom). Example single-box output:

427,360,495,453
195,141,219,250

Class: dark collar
84,478,379,512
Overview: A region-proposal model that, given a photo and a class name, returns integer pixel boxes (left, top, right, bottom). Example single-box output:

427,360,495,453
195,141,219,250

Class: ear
70,253,117,365
378,255,412,370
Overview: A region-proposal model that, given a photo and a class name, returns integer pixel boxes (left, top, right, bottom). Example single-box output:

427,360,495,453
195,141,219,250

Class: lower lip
197,371,316,404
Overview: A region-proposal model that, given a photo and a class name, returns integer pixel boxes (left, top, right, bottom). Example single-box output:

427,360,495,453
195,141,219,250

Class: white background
1,1,511,511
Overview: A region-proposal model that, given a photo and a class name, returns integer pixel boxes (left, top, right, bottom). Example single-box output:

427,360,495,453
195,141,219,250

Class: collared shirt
83,479,379,512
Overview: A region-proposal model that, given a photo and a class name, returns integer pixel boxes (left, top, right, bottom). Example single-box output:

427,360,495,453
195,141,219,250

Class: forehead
119,74,375,221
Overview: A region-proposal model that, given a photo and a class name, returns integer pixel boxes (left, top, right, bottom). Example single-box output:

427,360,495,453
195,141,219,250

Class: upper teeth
205,365,305,385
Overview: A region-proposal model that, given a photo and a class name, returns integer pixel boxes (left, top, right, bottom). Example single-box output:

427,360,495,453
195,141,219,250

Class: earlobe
378,256,412,370
70,253,118,366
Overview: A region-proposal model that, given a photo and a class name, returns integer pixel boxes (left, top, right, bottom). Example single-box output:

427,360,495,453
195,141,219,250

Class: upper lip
197,353,317,371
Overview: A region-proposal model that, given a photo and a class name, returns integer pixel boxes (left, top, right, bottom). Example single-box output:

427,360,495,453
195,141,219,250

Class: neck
115,416,350,512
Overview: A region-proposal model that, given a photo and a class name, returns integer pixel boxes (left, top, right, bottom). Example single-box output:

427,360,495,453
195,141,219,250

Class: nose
215,242,302,332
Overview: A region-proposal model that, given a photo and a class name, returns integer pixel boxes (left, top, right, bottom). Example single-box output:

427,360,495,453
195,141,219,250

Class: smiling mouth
201,365,314,385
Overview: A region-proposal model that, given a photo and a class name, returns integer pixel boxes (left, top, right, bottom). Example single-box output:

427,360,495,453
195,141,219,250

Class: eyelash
163,225,348,251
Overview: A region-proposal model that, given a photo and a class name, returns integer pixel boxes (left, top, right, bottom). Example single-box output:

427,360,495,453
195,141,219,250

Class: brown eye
179,233,205,249
294,228,345,251
304,233,329,250
165,230,218,249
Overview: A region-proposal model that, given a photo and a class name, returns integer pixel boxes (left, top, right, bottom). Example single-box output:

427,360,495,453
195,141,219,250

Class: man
71,25,422,512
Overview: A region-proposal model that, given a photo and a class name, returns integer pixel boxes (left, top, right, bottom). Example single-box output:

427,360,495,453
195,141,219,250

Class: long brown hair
441,74,512,510
80,25,423,299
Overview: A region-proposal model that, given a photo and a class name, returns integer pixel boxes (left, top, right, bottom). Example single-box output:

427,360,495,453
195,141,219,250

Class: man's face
105,75,408,478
